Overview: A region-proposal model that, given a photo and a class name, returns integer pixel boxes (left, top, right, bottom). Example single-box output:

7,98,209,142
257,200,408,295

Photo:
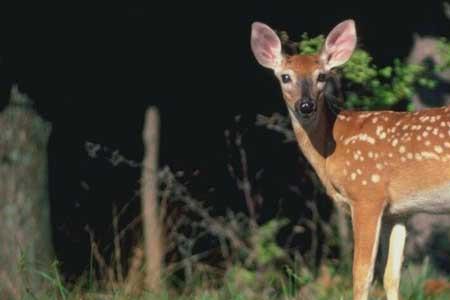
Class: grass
13,256,450,300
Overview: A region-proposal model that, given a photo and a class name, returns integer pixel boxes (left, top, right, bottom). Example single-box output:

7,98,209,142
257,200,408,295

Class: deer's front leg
351,201,385,300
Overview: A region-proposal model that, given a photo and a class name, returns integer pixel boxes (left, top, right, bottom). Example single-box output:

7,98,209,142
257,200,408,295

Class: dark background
0,2,448,278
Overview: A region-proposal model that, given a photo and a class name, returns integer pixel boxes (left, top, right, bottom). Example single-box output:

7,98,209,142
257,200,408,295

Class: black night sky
0,2,448,277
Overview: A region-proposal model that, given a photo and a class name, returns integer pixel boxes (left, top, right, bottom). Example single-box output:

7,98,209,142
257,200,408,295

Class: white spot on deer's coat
434,146,443,154
421,151,440,160
344,134,376,145
371,174,380,183
360,134,376,144
376,125,384,135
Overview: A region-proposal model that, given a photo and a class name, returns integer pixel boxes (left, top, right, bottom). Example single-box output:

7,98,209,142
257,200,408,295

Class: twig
224,128,257,229
112,205,124,283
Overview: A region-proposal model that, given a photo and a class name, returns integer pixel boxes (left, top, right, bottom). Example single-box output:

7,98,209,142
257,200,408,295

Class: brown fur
283,55,320,76
328,107,450,206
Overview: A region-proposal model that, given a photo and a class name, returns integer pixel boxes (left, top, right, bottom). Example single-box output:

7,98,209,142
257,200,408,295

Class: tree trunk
0,86,53,299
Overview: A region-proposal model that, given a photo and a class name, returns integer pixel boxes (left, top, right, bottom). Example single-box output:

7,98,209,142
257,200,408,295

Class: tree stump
0,86,53,299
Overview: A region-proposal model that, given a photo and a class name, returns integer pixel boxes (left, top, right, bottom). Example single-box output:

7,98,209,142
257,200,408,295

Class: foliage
343,56,435,111
437,37,450,72
251,219,289,266
298,33,324,55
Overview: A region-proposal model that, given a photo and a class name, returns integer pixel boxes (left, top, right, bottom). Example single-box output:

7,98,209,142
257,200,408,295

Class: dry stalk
140,107,163,292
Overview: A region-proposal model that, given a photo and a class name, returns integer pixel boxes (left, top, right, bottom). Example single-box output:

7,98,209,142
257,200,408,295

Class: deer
251,19,450,300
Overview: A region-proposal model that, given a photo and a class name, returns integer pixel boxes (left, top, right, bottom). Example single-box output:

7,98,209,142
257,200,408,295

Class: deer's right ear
250,22,283,70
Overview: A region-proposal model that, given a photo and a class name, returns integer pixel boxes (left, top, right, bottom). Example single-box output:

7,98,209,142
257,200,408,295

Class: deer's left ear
320,19,357,70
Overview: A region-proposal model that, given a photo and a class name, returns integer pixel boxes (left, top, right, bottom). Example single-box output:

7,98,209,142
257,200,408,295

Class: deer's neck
290,106,337,193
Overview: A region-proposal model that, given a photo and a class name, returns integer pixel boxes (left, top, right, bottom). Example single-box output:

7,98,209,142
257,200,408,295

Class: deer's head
250,20,357,128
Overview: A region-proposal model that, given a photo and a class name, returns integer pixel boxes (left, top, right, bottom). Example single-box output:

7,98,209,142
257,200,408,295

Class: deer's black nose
295,99,316,115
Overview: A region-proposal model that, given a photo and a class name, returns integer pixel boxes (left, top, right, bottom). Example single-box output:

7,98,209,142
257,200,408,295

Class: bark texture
0,86,53,299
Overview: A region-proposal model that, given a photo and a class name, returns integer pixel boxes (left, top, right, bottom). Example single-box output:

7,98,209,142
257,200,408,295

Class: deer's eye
281,74,291,83
317,73,327,82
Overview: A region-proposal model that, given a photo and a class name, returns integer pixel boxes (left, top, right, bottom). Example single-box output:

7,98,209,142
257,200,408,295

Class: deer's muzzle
295,98,316,116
